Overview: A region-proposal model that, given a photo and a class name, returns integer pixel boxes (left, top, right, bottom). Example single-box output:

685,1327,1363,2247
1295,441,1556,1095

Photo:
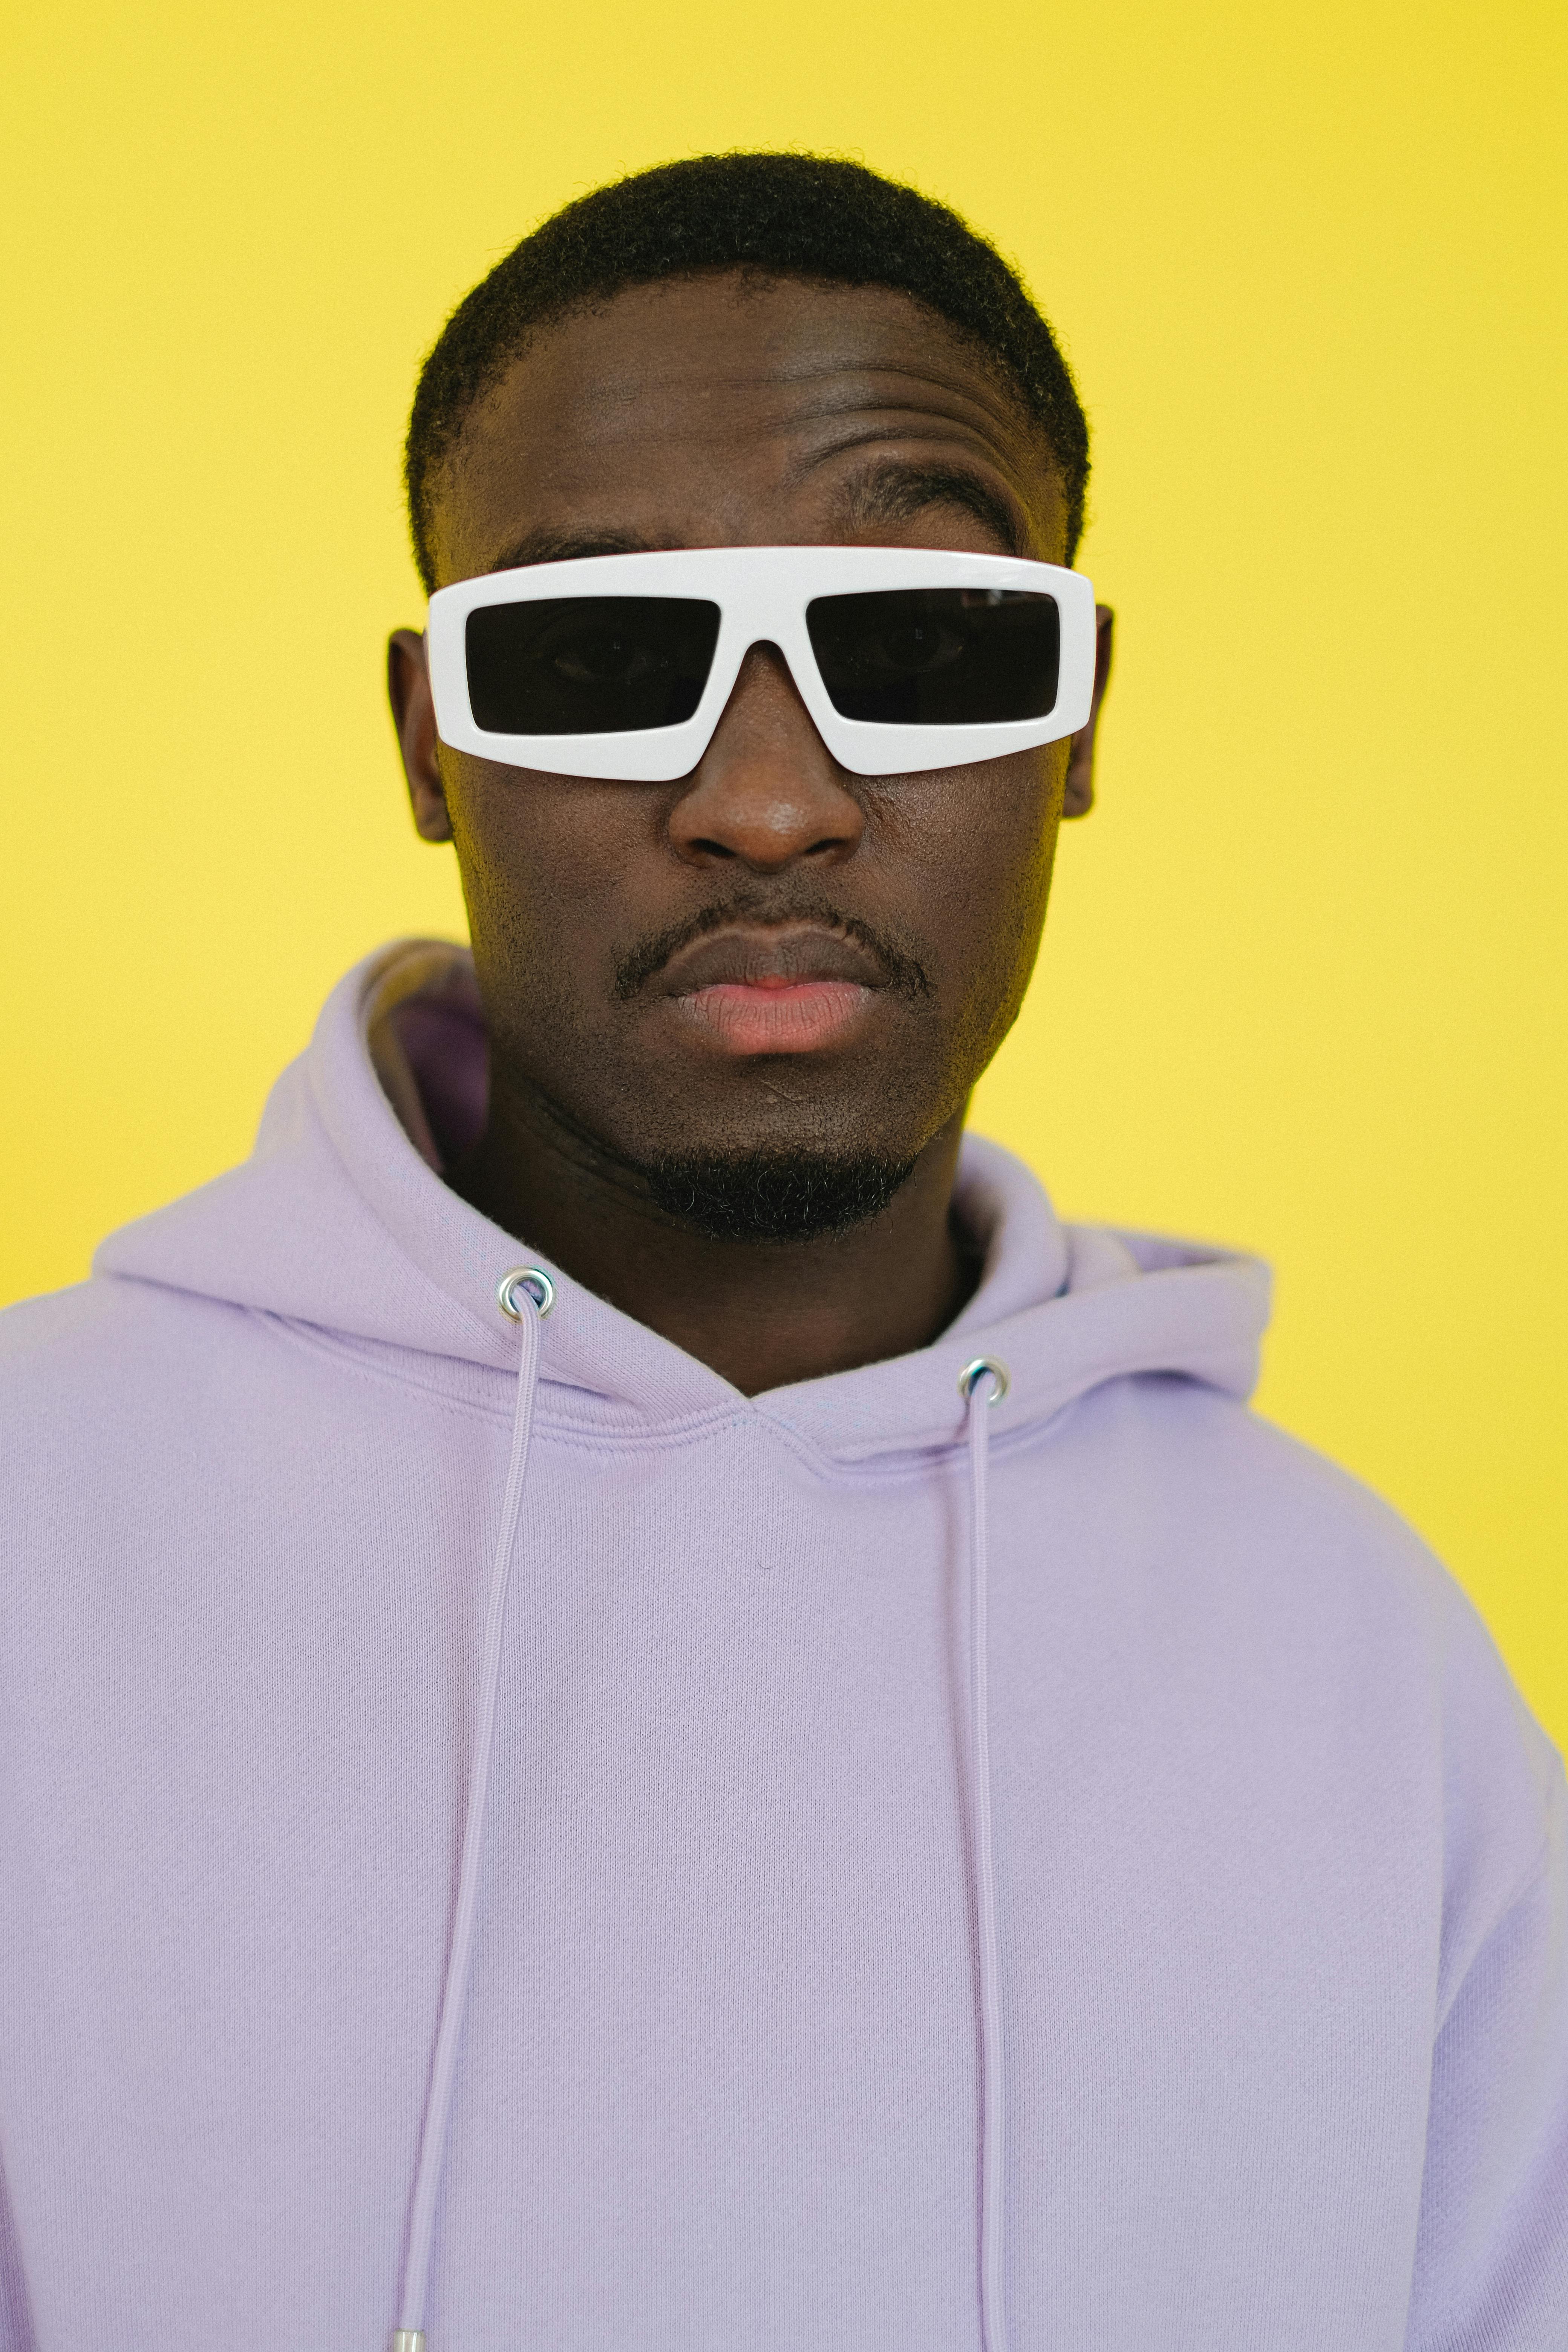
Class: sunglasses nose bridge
704,586,831,740
701,625,834,760
669,634,863,872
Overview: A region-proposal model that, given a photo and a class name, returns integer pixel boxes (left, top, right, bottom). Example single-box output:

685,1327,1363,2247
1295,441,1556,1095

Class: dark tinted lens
466,596,722,735
805,588,1059,726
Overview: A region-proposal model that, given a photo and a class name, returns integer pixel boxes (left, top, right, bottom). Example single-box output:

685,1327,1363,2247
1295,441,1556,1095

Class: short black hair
404,152,1090,591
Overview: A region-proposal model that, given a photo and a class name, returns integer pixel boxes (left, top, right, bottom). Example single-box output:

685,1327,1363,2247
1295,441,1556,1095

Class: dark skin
389,274,1113,1395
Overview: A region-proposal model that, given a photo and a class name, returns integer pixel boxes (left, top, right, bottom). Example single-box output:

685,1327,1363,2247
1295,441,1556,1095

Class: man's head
389,153,1112,1244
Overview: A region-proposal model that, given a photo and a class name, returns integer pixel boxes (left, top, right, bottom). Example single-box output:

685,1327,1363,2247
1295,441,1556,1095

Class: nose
666,643,866,873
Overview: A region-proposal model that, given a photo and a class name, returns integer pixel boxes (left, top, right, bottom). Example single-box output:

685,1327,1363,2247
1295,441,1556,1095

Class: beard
601,892,928,1239
635,1145,919,1243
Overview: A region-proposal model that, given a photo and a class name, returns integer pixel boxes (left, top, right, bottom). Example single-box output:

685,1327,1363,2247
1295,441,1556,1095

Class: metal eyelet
958,1355,1009,1404
497,1266,556,1321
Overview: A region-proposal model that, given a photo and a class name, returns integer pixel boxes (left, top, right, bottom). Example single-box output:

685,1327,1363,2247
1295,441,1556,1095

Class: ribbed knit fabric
0,938,1564,2352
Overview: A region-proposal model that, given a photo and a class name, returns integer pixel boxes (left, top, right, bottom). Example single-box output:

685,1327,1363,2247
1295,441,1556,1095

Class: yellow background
3,3,1564,1738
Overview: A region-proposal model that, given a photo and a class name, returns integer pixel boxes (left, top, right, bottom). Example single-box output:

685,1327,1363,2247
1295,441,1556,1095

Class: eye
544,626,666,688
860,618,968,677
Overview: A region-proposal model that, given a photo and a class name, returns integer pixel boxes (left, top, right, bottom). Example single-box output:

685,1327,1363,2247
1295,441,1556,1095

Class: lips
680,976,872,1052
657,924,884,1056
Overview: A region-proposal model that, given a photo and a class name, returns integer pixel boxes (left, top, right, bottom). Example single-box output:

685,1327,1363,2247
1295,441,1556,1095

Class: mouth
657,923,885,1056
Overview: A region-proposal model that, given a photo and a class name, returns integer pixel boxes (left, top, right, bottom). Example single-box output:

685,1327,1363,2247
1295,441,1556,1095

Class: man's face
391,274,1104,1216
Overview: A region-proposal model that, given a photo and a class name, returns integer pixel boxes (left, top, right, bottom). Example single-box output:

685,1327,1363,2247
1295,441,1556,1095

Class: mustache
611,893,933,1004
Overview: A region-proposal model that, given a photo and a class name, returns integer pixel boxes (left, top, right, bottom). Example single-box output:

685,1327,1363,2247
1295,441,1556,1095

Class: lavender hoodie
1,939,1564,2352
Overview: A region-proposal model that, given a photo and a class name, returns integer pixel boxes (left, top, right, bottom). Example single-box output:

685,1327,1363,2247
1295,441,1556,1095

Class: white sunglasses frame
425,544,1098,781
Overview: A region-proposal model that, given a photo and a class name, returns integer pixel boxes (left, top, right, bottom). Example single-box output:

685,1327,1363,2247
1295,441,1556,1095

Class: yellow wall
3,1,1564,1739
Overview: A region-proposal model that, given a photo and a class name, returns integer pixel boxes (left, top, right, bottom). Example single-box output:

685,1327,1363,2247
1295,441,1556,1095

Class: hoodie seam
256,1308,755,1452
753,1395,1082,1487
252,1306,1081,1478
1434,1831,1555,2037
252,1307,524,1434
530,1407,756,1454
750,1355,1249,1476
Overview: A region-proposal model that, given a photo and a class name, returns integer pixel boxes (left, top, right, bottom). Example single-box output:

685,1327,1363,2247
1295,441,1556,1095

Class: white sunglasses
426,544,1097,781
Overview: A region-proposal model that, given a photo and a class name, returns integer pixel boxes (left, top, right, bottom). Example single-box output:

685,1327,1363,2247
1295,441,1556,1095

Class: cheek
908,748,1064,1069
444,757,654,948
898,747,1062,953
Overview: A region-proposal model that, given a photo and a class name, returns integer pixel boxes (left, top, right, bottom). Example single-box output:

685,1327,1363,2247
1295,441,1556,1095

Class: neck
448,1075,980,1396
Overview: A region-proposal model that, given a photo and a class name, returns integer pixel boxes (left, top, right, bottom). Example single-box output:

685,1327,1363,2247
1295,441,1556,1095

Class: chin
636,1145,920,1244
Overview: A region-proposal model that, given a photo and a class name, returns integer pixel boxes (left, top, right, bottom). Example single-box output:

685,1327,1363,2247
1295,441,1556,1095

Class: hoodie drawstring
961,1355,1012,2352
391,1267,553,2352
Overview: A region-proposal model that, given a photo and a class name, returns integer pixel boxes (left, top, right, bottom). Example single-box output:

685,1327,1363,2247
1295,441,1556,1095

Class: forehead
430,275,1067,584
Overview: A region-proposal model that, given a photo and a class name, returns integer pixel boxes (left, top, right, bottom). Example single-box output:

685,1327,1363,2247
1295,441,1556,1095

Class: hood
96,938,1271,1464
84,938,1279,2346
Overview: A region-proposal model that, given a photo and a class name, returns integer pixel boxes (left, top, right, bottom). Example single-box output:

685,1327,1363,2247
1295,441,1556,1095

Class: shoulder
0,1268,244,1393
1059,1366,1459,1603
0,1274,262,1525
1033,1367,1562,1852
1040,1361,1395,1514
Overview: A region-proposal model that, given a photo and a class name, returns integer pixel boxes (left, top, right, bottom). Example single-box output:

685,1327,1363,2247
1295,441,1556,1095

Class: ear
1061,604,1114,819
388,628,453,842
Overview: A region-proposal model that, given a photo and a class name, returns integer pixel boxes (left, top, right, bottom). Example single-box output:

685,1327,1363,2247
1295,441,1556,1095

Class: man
1,153,1563,2352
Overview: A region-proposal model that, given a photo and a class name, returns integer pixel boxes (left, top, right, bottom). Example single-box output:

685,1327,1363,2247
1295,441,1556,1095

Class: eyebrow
483,460,1031,576
486,526,657,573
834,459,1030,558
